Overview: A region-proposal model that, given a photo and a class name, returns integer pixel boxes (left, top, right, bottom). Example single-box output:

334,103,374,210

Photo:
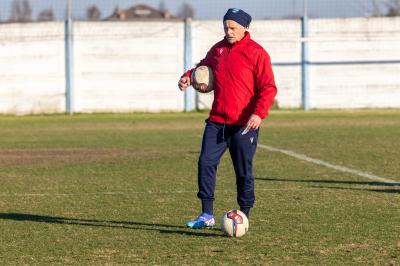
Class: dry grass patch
0,148,160,167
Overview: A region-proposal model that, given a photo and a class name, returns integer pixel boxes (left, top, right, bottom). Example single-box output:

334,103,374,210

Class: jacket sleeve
183,46,215,78
253,50,278,119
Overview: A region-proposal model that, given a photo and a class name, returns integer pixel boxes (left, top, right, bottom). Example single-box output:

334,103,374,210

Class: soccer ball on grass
221,209,249,237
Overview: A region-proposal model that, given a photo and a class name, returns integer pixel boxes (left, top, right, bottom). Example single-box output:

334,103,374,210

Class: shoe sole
186,223,215,229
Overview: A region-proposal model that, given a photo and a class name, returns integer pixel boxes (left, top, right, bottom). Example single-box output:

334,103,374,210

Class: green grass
0,110,399,265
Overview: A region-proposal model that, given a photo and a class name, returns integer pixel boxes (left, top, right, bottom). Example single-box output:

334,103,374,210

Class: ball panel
221,209,249,237
191,66,214,93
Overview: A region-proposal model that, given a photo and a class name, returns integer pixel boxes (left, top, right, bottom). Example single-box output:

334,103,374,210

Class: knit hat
223,8,252,28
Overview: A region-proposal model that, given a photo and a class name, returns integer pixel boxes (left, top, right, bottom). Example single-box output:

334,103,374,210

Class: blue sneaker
186,213,215,229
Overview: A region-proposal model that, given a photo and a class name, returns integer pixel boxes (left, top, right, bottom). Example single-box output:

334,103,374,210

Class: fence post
184,18,195,112
65,0,74,115
301,0,310,111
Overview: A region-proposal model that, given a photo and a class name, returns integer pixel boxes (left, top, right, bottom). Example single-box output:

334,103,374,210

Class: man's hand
246,114,262,130
178,76,191,91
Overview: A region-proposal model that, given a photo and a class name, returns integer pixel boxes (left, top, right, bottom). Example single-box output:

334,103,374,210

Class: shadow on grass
255,177,400,194
0,213,223,237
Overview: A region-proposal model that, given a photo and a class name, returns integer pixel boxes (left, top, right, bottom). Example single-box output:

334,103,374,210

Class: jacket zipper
222,45,232,126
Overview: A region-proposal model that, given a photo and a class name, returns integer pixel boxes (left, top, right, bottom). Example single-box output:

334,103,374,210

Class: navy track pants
197,120,258,211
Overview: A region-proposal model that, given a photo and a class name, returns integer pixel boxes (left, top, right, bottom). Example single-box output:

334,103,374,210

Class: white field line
258,144,400,185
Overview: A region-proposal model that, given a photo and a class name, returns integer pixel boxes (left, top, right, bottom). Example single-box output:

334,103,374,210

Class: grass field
0,110,399,265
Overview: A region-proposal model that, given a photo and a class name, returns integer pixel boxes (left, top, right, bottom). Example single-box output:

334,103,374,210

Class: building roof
106,4,176,21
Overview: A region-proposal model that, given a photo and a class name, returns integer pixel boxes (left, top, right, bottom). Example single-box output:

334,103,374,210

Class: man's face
223,20,246,44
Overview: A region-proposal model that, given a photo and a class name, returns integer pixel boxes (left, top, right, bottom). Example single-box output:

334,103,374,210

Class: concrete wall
309,17,400,108
0,17,399,114
192,17,400,110
0,22,65,114
73,21,184,113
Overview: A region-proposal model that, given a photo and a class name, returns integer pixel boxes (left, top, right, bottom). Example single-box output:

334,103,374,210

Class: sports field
0,110,399,265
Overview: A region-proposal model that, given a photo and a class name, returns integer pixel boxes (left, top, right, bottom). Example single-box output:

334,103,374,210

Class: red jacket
185,31,277,126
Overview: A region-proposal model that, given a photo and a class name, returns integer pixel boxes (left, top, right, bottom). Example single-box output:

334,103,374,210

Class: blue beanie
223,8,252,28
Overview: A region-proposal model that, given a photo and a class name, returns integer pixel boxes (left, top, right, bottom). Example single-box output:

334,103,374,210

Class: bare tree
159,0,166,13
159,0,173,19
9,0,32,22
37,7,55,22
111,5,126,20
386,0,400,16
371,0,383,16
87,5,101,21
177,2,194,19
371,0,400,16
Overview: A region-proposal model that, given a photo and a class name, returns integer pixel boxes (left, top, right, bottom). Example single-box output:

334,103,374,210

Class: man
178,8,277,229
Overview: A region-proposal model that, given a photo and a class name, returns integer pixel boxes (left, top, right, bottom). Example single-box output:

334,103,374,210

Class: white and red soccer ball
221,209,249,237
191,65,214,93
